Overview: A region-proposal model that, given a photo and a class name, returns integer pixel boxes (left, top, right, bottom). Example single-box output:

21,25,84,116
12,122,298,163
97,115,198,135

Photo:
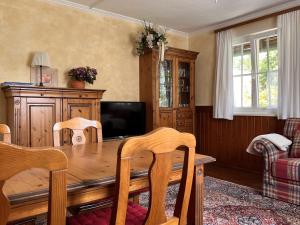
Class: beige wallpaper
189,31,216,106
189,17,277,106
0,0,188,123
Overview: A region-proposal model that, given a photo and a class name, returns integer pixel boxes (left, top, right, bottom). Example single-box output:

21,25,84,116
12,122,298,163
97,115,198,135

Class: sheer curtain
213,30,234,120
277,10,300,119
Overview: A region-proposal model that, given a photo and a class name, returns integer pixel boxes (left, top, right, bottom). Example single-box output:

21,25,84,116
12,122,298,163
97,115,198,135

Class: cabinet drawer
20,91,61,98
176,120,185,126
177,119,193,127
177,110,193,119
176,126,193,133
185,119,193,126
62,91,99,99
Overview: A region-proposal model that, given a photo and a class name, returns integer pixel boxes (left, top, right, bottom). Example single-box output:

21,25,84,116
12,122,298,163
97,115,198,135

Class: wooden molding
215,6,300,33
1,86,106,99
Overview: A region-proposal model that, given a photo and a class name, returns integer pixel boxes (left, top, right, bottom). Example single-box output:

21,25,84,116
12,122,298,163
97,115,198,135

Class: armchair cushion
283,118,300,140
271,158,300,182
291,129,300,158
253,139,289,170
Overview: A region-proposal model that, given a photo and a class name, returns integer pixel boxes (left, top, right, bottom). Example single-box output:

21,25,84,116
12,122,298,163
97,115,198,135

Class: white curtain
213,30,234,120
277,10,300,119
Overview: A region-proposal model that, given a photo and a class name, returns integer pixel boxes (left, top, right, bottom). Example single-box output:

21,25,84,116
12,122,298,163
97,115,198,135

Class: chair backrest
0,142,68,225
0,124,11,144
53,117,102,147
283,118,300,140
110,127,196,225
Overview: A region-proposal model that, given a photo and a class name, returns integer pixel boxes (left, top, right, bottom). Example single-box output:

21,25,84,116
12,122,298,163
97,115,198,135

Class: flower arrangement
136,21,168,57
68,66,97,84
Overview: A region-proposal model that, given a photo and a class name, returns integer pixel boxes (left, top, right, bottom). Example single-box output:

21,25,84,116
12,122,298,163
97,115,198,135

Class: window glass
233,45,242,75
232,33,278,113
242,43,252,74
233,76,242,107
269,36,278,71
258,73,268,108
242,75,252,107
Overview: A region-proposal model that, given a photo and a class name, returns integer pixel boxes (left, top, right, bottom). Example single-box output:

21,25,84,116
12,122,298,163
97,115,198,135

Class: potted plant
136,21,168,61
68,66,97,89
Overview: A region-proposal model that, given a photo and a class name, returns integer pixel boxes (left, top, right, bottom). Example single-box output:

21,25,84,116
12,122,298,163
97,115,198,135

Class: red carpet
140,176,300,225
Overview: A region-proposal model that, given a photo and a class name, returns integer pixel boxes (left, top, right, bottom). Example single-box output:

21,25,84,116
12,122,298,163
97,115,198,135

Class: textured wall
189,31,216,106
0,0,188,123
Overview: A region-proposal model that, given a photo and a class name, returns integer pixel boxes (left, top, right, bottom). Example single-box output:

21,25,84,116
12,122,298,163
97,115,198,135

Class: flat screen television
101,101,146,139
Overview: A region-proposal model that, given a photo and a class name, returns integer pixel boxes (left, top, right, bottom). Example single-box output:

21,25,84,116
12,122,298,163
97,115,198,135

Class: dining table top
4,139,215,205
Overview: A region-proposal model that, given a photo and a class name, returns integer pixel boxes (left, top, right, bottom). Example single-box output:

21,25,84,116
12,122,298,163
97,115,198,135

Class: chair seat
67,202,147,225
271,158,300,182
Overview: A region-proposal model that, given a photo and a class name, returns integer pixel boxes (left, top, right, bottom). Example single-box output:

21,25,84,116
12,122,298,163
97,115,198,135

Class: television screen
101,101,146,139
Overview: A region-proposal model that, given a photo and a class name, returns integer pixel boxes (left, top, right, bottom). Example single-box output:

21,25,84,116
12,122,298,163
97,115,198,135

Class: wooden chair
0,142,68,225
68,127,196,225
53,117,102,147
0,124,11,144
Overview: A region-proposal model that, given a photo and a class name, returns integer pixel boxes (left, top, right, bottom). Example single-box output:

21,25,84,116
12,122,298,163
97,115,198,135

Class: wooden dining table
4,139,215,225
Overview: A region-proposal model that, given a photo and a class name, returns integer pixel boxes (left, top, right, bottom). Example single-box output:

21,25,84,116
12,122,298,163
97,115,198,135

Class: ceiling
65,0,299,33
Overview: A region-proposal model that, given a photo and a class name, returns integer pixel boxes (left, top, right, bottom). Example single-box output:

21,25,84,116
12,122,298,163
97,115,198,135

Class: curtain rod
215,6,300,33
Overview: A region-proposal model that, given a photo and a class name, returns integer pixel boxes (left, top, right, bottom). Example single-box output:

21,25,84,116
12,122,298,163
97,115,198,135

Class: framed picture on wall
30,67,58,87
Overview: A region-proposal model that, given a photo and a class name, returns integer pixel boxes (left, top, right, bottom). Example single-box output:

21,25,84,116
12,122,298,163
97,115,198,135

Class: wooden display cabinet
2,86,105,147
139,47,198,133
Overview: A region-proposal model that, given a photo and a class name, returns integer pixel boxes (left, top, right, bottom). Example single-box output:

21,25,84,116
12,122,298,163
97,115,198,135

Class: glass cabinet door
159,60,173,108
178,61,191,107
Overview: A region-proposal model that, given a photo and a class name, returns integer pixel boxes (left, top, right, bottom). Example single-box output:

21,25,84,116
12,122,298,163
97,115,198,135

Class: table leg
187,163,204,225
132,194,140,204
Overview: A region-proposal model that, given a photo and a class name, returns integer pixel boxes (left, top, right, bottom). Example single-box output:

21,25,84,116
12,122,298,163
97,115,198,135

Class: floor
205,163,263,190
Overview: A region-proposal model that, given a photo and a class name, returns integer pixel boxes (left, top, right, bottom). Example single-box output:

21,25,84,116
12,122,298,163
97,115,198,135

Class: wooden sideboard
1,86,105,147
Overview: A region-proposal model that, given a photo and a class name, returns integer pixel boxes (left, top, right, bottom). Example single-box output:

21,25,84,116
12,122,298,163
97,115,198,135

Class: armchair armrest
253,138,289,171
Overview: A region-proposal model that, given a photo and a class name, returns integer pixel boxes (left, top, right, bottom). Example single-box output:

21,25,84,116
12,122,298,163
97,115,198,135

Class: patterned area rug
140,176,300,225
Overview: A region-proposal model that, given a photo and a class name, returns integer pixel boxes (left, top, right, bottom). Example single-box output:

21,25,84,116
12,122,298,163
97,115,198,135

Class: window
233,30,278,115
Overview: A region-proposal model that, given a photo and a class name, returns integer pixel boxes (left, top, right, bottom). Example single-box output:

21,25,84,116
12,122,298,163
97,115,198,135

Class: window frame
232,29,278,116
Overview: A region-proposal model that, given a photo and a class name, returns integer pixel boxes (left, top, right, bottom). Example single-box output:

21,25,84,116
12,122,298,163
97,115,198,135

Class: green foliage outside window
233,35,278,110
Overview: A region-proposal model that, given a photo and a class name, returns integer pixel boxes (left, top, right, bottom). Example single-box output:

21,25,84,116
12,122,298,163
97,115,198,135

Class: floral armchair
252,118,300,205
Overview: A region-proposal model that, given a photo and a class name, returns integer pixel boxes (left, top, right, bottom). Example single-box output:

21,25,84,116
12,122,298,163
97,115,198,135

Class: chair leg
132,194,140,204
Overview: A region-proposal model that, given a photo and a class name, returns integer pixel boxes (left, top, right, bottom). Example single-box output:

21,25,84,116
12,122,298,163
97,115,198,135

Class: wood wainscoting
195,106,285,173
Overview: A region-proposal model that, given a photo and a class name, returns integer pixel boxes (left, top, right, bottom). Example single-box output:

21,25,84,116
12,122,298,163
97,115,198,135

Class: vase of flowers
68,66,97,89
136,22,168,61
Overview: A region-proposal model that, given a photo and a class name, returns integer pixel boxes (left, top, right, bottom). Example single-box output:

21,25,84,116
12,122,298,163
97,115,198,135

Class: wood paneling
195,106,285,172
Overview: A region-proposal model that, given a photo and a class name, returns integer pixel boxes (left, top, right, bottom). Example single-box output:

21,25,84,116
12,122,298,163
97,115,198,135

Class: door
175,59,195,133
159,110,174,128
157,57,176,128
177,59,193,108
23,98,61,147
62,99,99,145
